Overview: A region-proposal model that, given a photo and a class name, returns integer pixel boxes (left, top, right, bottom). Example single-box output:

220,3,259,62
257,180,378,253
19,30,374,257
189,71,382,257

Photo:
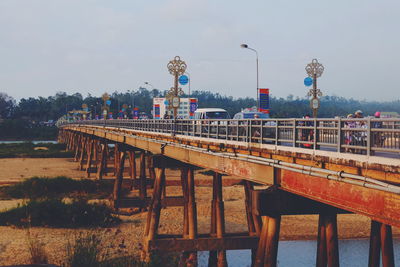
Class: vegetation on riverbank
1,176,115,200
64,232,178,267
0,142,72,158
0,198,120,228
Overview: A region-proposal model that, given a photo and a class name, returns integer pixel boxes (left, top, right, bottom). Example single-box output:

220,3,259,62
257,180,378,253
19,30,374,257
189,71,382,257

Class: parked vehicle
194,108,230,120
193,108,230,135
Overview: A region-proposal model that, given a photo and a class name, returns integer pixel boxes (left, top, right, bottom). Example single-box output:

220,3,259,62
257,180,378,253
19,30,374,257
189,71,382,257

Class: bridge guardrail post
293,119,296,147
337,118,342,153
314,119,318,149
367,117,371,156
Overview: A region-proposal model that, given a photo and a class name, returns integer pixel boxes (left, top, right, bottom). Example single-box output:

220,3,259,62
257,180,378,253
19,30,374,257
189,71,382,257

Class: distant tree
0,92,15,118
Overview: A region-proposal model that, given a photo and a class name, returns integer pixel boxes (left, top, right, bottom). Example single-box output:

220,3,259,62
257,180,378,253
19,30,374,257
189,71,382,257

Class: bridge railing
62,118,400,156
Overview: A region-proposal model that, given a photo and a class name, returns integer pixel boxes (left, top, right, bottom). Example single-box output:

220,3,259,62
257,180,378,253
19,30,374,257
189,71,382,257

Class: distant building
153,98,198,119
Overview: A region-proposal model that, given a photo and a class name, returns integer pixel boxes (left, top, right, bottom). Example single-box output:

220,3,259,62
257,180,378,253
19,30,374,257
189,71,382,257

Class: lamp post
167,56,187,120
144,81,154,90
241,43,259,110
305,59,324,118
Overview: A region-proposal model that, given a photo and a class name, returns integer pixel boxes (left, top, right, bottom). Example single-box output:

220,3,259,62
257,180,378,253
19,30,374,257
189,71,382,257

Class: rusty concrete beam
252,186,351,216
279,170,400,227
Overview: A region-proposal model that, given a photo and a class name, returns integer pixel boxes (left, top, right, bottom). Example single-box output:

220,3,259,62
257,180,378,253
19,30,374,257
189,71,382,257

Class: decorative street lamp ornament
306,59,324,78
167,56,187,76
167,56,187,119
101,93,110,119
305,59,324,118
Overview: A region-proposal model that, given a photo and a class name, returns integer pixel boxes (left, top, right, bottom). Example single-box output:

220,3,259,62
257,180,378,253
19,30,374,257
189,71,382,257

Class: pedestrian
252,114,261,140
354,110,366,154
302,114,313,149
344,114,356,153
372,111,383,150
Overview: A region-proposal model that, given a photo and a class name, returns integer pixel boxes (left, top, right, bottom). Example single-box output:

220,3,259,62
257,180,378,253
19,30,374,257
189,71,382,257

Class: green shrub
3,176,113,199
0,199,120,228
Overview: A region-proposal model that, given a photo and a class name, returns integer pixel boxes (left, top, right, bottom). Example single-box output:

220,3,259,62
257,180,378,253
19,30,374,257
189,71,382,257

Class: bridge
58,117,400,267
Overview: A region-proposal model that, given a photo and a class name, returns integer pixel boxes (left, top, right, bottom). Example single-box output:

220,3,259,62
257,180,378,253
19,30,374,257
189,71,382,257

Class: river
198,238,400,266
0,140,58,144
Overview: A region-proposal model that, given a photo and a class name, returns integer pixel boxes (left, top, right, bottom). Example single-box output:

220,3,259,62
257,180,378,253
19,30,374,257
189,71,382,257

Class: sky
0,0,399,101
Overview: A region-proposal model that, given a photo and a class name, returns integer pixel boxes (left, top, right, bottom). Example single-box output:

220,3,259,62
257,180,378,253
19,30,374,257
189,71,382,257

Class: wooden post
142,167,166,261
139,152,147,200
93,140,98,169
114,144,119,176
325,214,339,267
181,167,189,238
129,151,137,179
97,142,107,180
215,173,227,267
244,181,260,265
316,214,327,267
244,181,256,234
112,150,127,209
74,135,81,162
86,139,94,178
263,215,281,267
178,167,191,266
254,216,269,267
368,220,381,267
186,167,198,266
208,175,218,267
380,223,394,267
79,137,87,170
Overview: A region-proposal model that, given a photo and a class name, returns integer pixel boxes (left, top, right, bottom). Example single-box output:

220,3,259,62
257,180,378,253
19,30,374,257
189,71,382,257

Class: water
198,239,400,267
0,140,58,144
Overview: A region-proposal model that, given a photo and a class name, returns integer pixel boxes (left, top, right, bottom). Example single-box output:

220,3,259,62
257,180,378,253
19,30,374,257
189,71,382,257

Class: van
193,108,230,136
194,108,230,120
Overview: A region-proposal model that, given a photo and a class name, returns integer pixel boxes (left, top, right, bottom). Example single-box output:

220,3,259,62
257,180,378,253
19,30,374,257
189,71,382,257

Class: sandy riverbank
0,158,398,265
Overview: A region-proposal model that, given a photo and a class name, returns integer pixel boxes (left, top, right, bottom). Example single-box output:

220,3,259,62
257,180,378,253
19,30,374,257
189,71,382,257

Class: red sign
259,88,270,114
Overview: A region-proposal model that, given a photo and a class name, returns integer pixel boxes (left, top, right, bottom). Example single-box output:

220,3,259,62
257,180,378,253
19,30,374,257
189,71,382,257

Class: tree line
1,89,400,122
1,89,400,140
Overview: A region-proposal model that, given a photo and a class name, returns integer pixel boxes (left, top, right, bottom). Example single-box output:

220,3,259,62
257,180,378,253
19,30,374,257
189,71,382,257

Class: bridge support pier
79,136,87,171
208,172,227,267
97,141,108,180
86,139,94,178
141,158,259,266
368,220,394,267
316,213,339,267
112,147,127,209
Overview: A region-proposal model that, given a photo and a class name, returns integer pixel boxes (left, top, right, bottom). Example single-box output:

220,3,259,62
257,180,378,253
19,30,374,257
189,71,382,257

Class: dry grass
26,228,49,264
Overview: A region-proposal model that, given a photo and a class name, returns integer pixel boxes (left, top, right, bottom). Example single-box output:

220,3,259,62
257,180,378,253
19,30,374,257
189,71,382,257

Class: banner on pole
189,98,198,118
259,88,270,114
133,108,139,119
154,104,160,119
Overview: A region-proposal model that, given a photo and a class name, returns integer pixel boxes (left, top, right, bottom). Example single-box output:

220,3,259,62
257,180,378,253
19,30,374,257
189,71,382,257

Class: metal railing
60,118,400,157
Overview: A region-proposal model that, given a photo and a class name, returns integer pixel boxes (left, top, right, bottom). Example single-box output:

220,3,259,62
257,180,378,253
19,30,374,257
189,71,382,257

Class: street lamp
144,82,154,90
241,43,259,111
305,59,324,118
